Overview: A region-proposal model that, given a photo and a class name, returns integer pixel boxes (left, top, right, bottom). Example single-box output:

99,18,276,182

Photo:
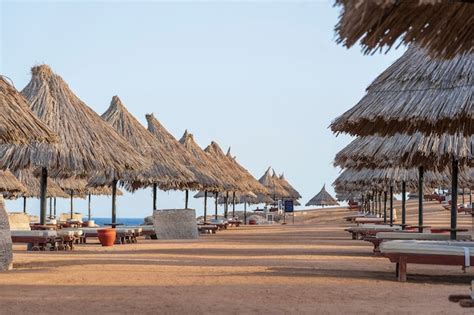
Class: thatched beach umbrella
331,46,473,136
146,115,223,209
14,170,68,216
0,76,57,145
179,131,237,219
276,173,301,200
101,96,197,211
335,0,474,59
258,167,291,205
0,65,147,224
306,185,339,207
225,148,268,195
0,171,26,196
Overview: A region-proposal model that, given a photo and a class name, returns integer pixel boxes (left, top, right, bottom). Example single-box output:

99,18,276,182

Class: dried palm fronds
330,45,473,136
0,76,57,145
335,133,473,171
0,170,26,194
178,130,237,191
101,96,195,191
306,185,339,206
146,114,222,191
225,148,268,195
335,0,474,59
0,65,147,179
276,173,301,200
258,167,291,199
14,169,67,198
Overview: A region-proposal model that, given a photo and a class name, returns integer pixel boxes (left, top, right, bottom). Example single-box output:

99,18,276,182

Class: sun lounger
380,240,474,282
344,213,366,222
365,232,472,255
197,224,218,234
228,219,242,227
346,224,401,240
10,230,58,251
354,217,387,225
208,219,228,230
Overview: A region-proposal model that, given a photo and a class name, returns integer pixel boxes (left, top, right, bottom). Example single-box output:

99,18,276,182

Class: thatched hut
0,65,146,224
330,46,473,137
335,0,474,59
102,97,195,192
306,185,339,207
0,76,57,145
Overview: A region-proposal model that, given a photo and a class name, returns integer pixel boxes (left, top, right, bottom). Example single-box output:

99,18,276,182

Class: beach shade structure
146,115,223,209
0,170,27,196
13,169,68,216
225,148,268,195
306,185,339,207
335,0,474,59
330,46,473,137
101,97,198,211
0,65,147,225
0,76,57,145
275,173,302,201
258,167,291,201
179,131,238,219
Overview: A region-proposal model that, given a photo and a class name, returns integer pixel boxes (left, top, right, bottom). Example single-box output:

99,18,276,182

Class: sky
0,0,406,219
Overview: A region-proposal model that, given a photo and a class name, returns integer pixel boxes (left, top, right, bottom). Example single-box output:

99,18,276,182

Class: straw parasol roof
195,191,263,205
258,167,291,199
276,173,301,200
306,185,339,207
335,133,474,171
0,170,26,194
178,130,237,191
0,76,57,145
101,96,195,190
146,114,222,191
14,169,68,198
330,45,473,136
56,177,123,197
335,0,474,59
0,65,147,179
226,148,268,194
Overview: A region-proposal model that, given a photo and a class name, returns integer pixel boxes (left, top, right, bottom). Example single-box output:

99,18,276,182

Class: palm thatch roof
0,170,26,194
101,96,195,191
0,76,57,145
146,114,222,191
258,167,291,198
178,130,237,191
277,173,301,199
14,169,68,198
335,133,474,171
335,0,474,59
56,177,123,197
333,167,451,192
0,65,147,179
306,185,339,207
226,148,268,194
330,45,473,136
195,191,263,205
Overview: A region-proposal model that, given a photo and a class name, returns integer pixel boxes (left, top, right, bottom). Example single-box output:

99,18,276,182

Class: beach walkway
1,201,472,314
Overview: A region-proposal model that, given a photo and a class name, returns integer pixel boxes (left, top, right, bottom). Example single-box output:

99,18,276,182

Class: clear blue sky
1,1,405,219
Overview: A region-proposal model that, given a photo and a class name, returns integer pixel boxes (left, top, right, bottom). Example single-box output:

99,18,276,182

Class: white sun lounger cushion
11,230,57,238
376,232,472,241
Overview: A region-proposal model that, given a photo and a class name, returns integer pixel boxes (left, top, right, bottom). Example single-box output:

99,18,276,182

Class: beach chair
380,240,474,282
10,230,58,251
365,232,472,255
228,218,242,227
345,224,401,240
354,217,386,225
197,223,218,234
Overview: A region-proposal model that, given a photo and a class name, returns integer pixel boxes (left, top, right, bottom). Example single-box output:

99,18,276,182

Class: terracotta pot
98,228,116,247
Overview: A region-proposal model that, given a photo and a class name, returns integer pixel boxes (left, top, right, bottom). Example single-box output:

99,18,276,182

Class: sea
91,218,144,227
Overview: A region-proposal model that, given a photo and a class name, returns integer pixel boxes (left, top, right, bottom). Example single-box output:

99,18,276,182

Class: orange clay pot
98,228,116,247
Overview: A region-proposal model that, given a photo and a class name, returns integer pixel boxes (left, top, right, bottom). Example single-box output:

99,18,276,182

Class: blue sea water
91,218,144,227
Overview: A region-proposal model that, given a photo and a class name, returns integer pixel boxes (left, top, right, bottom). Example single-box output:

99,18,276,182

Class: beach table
380,240,474,282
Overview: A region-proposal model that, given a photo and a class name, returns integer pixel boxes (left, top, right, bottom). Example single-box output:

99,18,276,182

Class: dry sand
1,200,473,314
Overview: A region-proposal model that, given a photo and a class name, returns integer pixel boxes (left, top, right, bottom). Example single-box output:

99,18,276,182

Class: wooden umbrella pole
389,185,394,226
204,191,208,223
372,189,376,215
39,167,48,225
215,192,218,219
112,179,117,224
462,187,465,205
225,192,229,218
53,197,56,217
185,189,189,209
401,181,407,230
88,193,91,221
232,191,236,218
244,202,247,225
70,190,74,220
418,166,424,233
470,188,472,207
23,197,26,214
152,183,157,211
451,159,459,240
383,191,387,224
49,197,52,219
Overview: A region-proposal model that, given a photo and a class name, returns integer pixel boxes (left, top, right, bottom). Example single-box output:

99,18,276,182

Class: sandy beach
0,201,472,314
